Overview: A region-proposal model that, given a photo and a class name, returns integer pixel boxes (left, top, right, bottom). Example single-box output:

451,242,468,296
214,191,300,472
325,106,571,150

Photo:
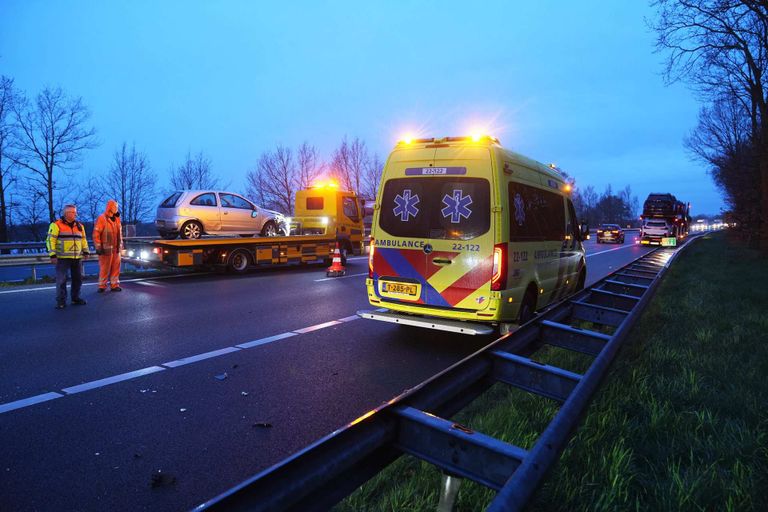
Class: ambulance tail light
368,239,375,279
491,243,507,291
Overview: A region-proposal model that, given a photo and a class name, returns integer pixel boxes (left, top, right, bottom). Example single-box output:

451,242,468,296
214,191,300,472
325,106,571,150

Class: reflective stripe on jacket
46,219,90,259
93,214,122,255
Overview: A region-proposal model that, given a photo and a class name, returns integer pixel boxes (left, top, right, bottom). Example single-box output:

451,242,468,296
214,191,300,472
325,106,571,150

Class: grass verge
336,232,768,511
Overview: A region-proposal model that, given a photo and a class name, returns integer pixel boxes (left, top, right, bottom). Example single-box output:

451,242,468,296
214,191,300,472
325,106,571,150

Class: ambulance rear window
508,182,565,241
379,178,490,240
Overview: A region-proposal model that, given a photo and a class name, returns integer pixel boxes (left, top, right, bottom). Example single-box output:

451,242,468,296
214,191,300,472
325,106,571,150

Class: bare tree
331,136,370,194
105,142,156,224
15,187,47,241
246,145,296,213
0,76,19,244
362,152,384,199
11,86,98,223
651,0,768,252
170,150,218,190
76,171,107,225
296,141,322,189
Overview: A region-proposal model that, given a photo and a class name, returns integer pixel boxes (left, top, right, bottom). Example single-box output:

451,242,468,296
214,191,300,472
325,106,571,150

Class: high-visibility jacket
93,213,122,255
46,219,90,259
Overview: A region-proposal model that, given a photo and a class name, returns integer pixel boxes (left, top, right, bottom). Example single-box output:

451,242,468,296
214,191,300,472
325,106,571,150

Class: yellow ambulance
358,135,588,335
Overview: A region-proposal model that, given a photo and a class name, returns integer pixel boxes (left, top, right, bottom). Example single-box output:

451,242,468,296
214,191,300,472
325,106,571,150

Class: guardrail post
31,264,37,281
437,473,461,512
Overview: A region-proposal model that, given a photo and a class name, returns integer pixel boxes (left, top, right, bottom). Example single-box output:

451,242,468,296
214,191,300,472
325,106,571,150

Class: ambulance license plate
382,282,417,296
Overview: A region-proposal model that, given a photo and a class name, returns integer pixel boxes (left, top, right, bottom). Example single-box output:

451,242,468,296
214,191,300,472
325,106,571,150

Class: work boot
56,301,66,309
97,288,106,293
111,286,122,292
72,298,87,305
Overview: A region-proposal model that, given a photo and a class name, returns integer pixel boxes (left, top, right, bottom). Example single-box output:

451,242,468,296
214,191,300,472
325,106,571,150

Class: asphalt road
0,234,654,511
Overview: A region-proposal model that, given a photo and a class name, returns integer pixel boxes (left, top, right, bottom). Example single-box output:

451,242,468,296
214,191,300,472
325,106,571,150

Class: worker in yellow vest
46,204,91,309
93,199,123,292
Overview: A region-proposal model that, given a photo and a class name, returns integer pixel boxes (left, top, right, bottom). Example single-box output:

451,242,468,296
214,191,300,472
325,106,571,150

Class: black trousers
55,258,83,303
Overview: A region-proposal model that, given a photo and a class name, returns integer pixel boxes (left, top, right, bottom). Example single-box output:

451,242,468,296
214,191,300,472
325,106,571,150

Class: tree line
0,76,384,242
651,0,768,254
572,184,640,228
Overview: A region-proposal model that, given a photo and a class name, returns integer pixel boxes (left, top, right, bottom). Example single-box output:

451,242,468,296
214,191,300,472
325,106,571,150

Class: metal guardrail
195,235,700,512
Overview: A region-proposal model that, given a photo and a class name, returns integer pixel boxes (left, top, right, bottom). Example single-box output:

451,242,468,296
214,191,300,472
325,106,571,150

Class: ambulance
358,135,588,335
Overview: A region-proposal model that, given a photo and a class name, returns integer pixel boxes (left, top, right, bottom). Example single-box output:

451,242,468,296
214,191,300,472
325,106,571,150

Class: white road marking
294,320,342,334
0,242,654,415
0,272,207,294
236,332,297,349
162,347,241,368
587,244,640,258
134,280,164,287
61,366,166,395
0,392,63,414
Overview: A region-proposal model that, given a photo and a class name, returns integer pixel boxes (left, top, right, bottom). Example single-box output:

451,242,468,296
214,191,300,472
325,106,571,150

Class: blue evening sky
1,0,723,215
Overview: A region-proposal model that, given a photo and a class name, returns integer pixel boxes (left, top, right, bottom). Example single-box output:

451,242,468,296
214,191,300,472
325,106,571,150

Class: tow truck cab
290,184,365,257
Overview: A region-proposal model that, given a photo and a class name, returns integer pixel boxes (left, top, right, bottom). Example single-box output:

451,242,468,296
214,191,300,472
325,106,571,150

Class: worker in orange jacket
93,199,123,292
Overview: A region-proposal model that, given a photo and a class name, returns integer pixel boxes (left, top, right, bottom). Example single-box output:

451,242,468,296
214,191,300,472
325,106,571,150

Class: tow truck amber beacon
358,135,589,335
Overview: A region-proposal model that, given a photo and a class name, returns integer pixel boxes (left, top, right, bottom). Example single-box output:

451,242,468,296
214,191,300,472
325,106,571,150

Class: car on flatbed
155,190,287,239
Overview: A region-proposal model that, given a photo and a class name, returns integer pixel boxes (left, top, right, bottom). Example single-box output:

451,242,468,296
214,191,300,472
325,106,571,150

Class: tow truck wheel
160,232,178,240
181,221,203,240
261,221,278,237
227,249,251,274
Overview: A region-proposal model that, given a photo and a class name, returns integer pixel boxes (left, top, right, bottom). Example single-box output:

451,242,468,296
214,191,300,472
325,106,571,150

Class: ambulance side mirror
580,223,590,240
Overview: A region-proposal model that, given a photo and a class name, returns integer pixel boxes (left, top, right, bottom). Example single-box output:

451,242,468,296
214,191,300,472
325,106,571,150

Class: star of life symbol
441,190,473,223
513,193,525,226
393,189,420,221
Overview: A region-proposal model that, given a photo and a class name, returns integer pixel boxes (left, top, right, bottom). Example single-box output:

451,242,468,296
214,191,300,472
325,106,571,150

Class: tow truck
122,183,365,273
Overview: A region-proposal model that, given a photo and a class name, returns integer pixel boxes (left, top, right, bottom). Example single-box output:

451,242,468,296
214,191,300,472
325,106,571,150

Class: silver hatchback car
155,190,286,239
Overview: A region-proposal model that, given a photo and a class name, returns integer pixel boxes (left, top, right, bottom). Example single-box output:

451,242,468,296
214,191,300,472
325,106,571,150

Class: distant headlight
140,250,148,260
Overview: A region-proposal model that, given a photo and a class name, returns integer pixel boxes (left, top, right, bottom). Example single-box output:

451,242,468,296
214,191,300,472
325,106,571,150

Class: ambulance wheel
518,288,537,325
498,323,516,336
575,269,586,292
227,249,251,274
181,221,203,239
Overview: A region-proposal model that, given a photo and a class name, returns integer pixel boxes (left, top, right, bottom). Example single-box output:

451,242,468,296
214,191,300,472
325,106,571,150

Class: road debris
150,470,177,489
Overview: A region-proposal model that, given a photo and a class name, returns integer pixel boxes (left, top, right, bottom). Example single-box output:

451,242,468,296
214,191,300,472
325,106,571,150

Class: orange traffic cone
327,242,346,277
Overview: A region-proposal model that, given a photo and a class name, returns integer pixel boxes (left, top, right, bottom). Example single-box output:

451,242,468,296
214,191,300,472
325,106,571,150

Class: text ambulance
358,136,588,335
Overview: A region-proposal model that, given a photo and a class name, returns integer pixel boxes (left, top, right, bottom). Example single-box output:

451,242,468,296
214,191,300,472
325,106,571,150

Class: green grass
336,232,768,511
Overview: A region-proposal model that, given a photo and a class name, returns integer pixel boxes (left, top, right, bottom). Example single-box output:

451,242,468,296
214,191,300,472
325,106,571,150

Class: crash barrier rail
196,235,700,512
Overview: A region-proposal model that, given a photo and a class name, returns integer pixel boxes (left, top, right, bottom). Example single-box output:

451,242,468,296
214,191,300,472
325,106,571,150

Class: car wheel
227,249,251,274
261,221,278,237
180,221,203,239
518,288,537,325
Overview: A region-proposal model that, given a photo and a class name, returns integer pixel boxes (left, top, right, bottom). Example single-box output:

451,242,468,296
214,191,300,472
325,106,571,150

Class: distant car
596,224,625,244
155,190,287,239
